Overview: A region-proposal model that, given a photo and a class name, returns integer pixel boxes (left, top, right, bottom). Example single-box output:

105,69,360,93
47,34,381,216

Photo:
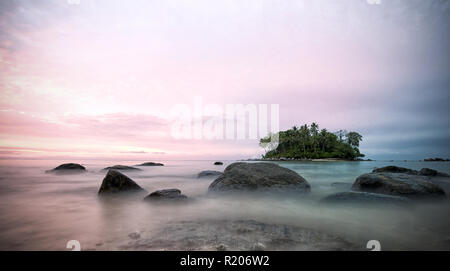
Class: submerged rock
98,170,145,194
320,191,410,205
372,166,418,175
103,165,142,171
118,220,359,251
214,161,223,165
46,163,86,173
144,189,188,201
136,162,164,166
198,170,223,178
352,172,446,199
208,162,310,194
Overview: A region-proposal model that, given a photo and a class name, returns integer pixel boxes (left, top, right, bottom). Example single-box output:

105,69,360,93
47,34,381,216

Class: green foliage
260,123,364,160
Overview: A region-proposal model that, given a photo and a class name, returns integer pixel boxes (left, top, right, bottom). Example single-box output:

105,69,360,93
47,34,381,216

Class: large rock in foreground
98,170,145,194
46,163,86,174
208,162,310,194
144,189,188,201
320,191,410,205
352,172,446,199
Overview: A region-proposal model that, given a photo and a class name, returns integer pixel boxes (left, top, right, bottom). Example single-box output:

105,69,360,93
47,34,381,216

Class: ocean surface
0,159,449,251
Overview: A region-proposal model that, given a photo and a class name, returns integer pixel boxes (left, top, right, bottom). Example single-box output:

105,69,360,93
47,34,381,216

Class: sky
0,0,449,161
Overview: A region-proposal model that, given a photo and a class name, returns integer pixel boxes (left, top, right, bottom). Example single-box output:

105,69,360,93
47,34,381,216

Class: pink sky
1,0,449,160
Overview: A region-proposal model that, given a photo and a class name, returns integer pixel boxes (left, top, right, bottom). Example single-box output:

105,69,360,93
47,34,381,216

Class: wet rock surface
144,189,188,201
98,170,146,194
46,163,86,174
118,220,359,251
352,172,446,199
208,162,310,194
320,191,410,205
103,165,142,171
136,162,164,166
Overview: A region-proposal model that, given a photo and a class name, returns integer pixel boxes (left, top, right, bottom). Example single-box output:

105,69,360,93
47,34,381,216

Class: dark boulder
214,161,223,165
103,165,142,171
352,172,446,199
198,170,223,178
419,168,449,177
144,189,188,201
208,162,310,194
320,191,410,205
46,163,86,174
136,162,164,166
372,166,418,175
98,170,145,194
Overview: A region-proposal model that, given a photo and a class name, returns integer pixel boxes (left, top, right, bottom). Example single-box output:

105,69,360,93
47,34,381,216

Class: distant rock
352,172,446,200
214,161,223,165
103,165,142,171
45,163,86,174
424,158,447,162
136,162,164,166
198,170,223,178
372,165,449,177
144,188,188,201
320,191,410,205
372,166,418,175
98,170,145,194
208,162,310,194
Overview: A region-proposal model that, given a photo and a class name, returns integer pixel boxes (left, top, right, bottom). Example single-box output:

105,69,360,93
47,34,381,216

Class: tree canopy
259,123,364,160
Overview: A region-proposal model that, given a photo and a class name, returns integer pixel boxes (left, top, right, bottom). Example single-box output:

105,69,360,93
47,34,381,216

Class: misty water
0,159,449,251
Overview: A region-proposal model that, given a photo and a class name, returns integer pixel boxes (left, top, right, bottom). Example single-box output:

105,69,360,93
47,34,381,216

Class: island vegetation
260,123,364,160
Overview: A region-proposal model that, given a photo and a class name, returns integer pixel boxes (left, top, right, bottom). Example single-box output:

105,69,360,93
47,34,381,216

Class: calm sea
0,159,449,250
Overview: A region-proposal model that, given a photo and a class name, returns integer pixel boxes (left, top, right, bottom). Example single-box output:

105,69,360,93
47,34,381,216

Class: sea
0,159,449,250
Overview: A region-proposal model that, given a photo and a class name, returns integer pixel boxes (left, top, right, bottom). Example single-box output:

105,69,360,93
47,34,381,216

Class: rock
144,189,188,201
103,165,142,171
198,170,223,178
251,242,266,251
352,172,446,199
45,163,86,173
119,220,359,251
98,170,145,194
128,232,141,240
320,191,410,205
372,166,418,175
216,244,227,251
208,162,310,194
424,158,447,162
214,161,223,165
419,168,449,177
136,162,164,166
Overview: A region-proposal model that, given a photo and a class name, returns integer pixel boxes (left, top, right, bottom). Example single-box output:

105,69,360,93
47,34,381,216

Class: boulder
98,170,145,194
214,161,223,165
372,166,418,175
136,162,164,166
103,165,142,171
208,162,310,194
144,188,188,201
320,191,410,205
46,163,86,173
419,168,449,177
198,170,223,178
352,172,446,199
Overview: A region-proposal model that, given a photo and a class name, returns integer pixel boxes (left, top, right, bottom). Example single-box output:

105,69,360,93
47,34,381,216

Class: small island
259,123,364,160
